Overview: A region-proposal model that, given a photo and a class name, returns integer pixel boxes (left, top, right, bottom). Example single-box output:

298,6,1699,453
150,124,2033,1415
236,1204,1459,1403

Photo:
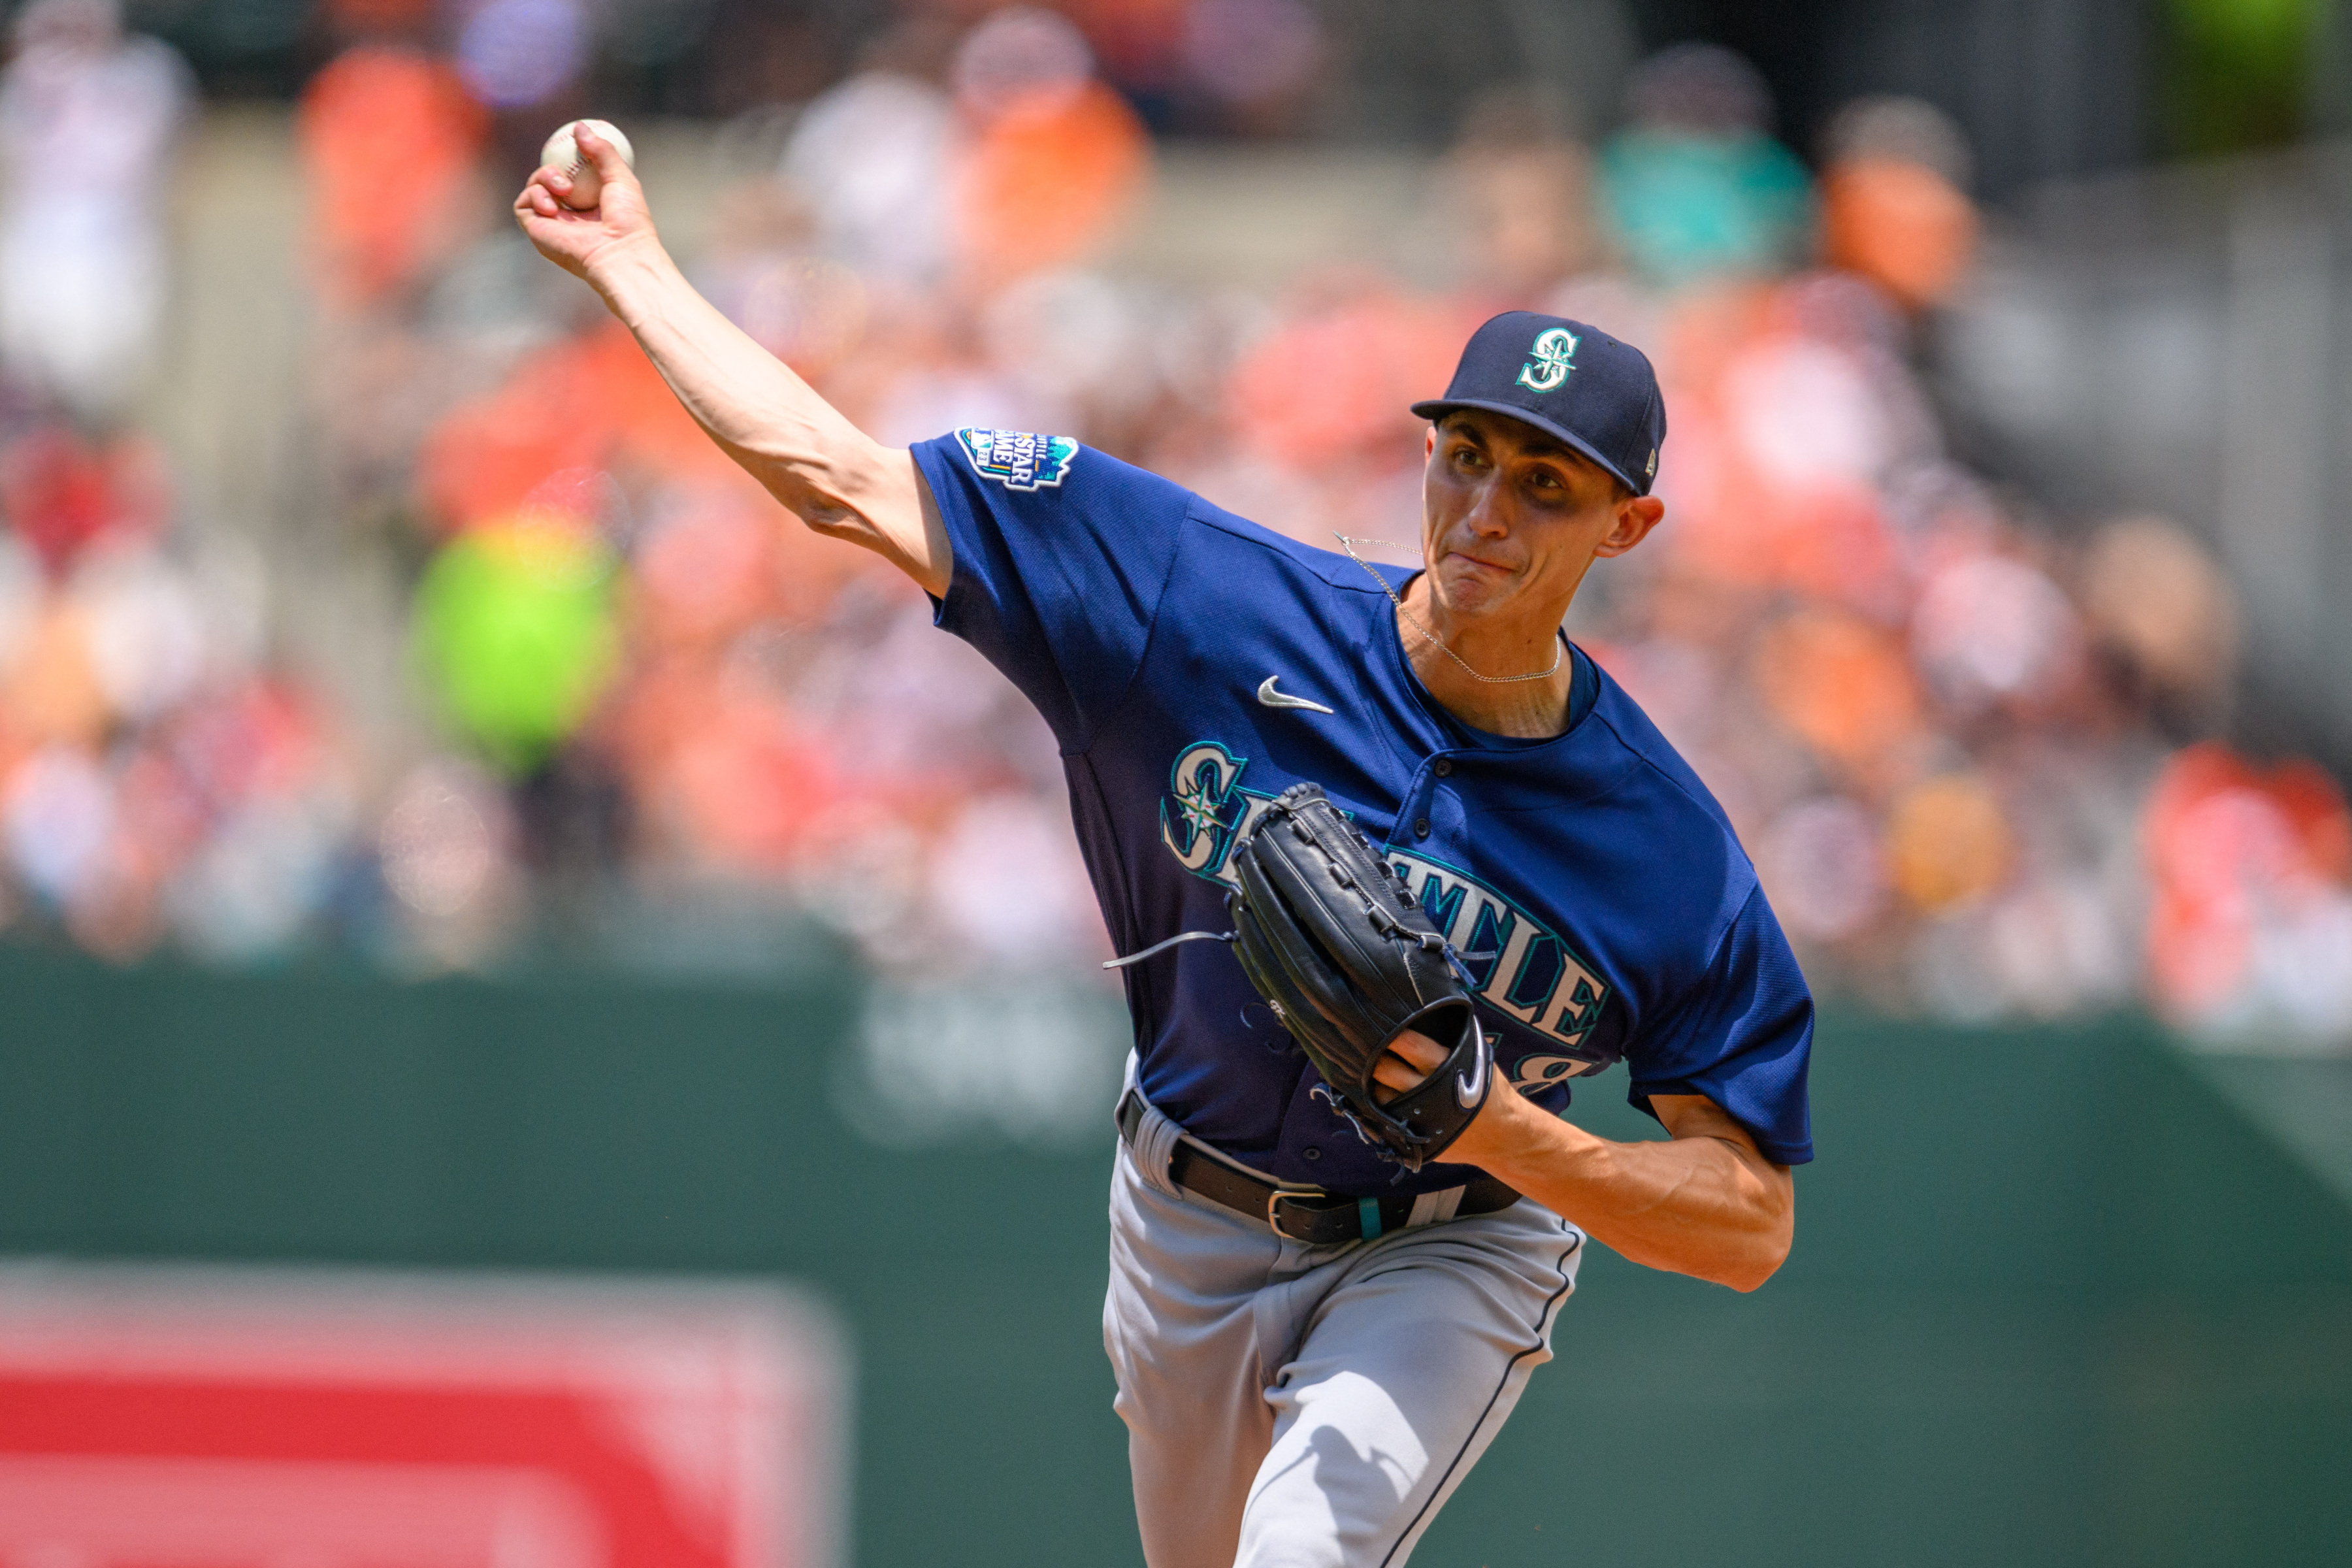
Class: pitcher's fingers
1384,1029,1448,1071
574,123,633,185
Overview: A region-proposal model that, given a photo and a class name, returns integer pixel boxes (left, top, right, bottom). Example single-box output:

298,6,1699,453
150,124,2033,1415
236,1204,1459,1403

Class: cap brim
1409,398,1649,497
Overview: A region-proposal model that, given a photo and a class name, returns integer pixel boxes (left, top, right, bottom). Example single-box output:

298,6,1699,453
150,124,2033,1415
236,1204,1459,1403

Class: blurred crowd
0,0,2344,1048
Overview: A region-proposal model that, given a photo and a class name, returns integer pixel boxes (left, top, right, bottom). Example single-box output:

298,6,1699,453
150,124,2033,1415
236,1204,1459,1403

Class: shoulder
917,427,1403,596
1568,659,1760,952
1582,662,1744,840
1180,495,1414,598
917,429,1211,525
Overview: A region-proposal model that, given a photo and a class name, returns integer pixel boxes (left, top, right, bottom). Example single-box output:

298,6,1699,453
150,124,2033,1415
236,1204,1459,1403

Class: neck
1397,574,1576,738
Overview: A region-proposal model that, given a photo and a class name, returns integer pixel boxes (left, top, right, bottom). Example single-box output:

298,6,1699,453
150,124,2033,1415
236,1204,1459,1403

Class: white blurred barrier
1940,142,2352,766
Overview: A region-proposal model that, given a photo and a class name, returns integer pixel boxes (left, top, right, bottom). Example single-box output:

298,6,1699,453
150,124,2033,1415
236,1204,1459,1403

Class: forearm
585,241,944,591
1452,1089,1793,1291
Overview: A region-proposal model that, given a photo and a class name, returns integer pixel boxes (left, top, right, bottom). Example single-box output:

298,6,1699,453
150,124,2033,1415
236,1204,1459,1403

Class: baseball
540,119,635,210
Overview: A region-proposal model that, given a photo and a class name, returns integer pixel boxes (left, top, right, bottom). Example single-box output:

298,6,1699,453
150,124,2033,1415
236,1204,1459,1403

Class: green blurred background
8,947,2351,1566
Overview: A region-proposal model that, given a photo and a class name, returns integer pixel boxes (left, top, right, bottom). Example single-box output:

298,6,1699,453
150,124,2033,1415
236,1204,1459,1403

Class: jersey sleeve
1625,883,1815,1164
911,429,1192,751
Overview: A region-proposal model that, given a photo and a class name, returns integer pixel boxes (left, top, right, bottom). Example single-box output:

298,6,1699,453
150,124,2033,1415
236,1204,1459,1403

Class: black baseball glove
1224,783,1492,1170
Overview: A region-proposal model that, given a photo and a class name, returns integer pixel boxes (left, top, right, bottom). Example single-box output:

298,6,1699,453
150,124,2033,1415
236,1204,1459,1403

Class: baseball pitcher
519,128,1812,1568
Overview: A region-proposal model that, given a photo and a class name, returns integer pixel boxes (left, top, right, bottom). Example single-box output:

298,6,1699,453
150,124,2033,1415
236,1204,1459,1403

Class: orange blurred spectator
661,698,841,874
1226,279,1464,475
3,606,106,747
417,325,724,531
955,79,1149,287
1821,160,1976,311
629,489,784,655
949,8,1150,290
297,46,488,312
1818,96,1978,312
1754,608,1926,777
606,653,841,877
1886,773,2014,911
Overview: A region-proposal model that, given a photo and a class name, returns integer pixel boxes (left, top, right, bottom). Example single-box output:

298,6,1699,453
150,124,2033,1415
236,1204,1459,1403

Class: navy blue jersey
913,429,1814,1194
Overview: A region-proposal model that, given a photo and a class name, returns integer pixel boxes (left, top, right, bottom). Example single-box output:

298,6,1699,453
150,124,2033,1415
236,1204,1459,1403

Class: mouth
1445,547,1518,577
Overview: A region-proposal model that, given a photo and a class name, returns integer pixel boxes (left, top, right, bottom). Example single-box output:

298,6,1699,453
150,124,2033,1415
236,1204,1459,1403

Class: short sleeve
1625,883,1815,1164
912,430,1193,752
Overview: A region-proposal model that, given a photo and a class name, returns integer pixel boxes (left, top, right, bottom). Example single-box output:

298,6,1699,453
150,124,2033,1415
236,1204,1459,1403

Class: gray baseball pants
1104,1080,1584,1568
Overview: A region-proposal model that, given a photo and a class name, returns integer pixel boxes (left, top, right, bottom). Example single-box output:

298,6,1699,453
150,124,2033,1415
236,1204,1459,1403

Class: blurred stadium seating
0,1,2343,1061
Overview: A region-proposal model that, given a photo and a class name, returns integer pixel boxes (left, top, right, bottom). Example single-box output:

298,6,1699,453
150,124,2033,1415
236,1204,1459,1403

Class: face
1419,409,1663,624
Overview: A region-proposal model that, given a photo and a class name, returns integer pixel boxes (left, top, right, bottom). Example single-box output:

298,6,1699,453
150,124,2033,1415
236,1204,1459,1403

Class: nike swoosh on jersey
1256,676,1335,714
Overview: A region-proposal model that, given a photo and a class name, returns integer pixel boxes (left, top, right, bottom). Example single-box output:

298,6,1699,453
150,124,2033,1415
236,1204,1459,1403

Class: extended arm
514,127,950,597
1380,1036,1795,1291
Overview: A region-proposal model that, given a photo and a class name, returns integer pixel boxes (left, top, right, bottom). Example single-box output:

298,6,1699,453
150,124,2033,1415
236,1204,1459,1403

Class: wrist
1454,1080,1598,1184
1452,1078,1538,1167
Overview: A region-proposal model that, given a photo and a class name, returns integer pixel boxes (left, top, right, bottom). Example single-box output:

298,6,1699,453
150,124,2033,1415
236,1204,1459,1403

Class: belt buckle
1266,1183,1333,1243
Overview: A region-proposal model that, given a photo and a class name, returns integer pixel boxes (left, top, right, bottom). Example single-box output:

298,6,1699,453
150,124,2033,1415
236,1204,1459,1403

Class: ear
1424,425,1439,460
1593,495,1665,559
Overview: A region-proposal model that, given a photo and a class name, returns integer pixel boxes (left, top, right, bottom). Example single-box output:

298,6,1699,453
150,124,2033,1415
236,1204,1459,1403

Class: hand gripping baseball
1224,784,1492,1170
514,121,655,284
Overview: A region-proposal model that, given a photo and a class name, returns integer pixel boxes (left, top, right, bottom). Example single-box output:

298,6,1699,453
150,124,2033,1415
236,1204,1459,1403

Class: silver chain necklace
1333,534,1565,685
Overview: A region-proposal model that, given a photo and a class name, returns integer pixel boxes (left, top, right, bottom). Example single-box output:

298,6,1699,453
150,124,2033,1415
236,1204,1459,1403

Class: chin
1435,563,1518,615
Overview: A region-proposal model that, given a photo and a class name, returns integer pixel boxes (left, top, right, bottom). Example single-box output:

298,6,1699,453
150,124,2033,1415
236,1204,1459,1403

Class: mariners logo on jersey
1159,740,1613,1083
1514,327,1578,393
956,428,1080,492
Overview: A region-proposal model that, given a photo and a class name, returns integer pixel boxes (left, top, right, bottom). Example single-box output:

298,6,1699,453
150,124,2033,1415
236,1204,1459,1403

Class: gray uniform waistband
1115,1082,1519,1245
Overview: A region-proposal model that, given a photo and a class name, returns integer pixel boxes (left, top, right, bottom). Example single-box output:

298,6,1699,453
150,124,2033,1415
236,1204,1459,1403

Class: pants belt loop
1115,1083,1188,1204
1406,1188,1464,1228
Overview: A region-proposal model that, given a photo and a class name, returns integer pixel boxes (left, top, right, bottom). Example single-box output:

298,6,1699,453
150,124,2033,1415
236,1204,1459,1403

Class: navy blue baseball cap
1410,311,1667,497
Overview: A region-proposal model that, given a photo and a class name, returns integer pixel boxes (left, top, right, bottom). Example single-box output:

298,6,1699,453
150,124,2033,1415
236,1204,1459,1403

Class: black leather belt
1117,1087,1518,1246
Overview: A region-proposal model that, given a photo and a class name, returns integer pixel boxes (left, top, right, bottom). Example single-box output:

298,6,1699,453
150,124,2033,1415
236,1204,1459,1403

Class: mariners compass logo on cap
1411,310,1667,497
1515,327,1578,393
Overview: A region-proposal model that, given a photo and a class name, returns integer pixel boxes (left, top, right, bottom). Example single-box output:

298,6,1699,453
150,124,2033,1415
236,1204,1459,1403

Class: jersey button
1302,1147,1321,1162
1433,759,1453,777
1414,818,1430,838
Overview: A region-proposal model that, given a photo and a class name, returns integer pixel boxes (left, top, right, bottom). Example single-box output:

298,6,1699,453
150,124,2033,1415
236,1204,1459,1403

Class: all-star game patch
956,428,1080,492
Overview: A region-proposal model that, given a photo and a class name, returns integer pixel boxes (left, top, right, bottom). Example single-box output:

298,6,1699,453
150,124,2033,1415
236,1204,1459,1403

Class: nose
1458,468,1511,539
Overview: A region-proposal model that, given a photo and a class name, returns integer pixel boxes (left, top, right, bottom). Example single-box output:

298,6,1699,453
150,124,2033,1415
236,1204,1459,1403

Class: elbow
1723,1232,1791,1293
787,491,860,539
1724,1189,1795,1294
